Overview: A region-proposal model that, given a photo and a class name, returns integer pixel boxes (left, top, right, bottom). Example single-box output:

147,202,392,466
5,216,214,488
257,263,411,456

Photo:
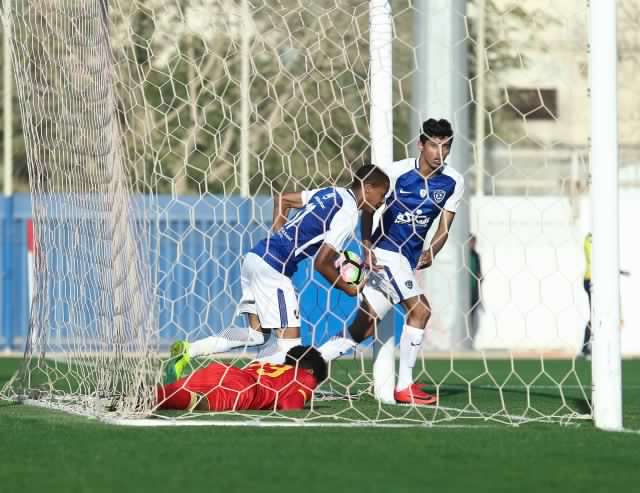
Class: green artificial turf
1,357,640,493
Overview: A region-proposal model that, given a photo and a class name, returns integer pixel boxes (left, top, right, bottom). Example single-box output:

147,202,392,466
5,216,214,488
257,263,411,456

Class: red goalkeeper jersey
243,362,317,410
157,362,317,412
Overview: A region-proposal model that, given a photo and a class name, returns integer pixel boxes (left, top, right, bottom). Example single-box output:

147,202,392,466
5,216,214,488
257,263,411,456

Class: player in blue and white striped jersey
164,165,389,380
318,119,464,405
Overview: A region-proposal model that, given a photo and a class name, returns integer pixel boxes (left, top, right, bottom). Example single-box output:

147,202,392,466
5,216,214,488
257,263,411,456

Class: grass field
2,357,640,493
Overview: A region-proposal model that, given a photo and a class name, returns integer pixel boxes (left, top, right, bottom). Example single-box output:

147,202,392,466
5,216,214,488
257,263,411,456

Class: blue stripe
383,266,404,302
277,288,288,328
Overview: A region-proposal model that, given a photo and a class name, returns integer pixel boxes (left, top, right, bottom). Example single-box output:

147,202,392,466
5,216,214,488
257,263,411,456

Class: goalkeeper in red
157,346,327,412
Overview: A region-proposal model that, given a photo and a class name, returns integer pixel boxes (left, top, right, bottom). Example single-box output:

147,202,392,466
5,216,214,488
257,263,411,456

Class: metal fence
0,193,370,352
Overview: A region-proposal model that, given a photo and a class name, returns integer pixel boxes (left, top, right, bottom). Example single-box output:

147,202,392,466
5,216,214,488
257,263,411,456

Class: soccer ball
335,250,364,285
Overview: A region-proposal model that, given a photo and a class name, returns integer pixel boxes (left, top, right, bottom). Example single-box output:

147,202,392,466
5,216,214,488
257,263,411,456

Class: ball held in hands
334,250,364,285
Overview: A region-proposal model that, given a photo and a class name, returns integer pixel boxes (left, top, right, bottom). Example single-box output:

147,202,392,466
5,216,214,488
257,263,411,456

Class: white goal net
4,0,633,427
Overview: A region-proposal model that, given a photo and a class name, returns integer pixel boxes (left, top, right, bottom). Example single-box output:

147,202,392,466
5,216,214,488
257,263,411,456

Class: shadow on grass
439,382,592,416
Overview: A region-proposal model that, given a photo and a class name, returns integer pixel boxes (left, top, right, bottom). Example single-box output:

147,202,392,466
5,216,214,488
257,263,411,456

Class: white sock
318,336,357,361
256,337,301,364
188,327,264,357
396,324,424,391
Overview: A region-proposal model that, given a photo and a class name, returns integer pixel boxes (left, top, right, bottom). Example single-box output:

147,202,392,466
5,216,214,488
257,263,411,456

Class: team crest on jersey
405,280,413,289
432,189,446,204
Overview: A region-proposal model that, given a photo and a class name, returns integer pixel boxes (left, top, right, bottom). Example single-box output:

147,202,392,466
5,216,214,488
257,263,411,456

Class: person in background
581,232,630,358
468,234,483,346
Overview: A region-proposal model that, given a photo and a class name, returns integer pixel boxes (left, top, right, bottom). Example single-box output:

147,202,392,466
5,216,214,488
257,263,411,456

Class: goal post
369,0,395,405
589,0,622,431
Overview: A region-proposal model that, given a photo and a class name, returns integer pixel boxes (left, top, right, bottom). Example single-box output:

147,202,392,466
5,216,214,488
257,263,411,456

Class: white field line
102,418,506,428
21,399,590,428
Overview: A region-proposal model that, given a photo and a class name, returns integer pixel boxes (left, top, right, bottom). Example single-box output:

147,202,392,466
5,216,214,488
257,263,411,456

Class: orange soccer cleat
394,383,438,406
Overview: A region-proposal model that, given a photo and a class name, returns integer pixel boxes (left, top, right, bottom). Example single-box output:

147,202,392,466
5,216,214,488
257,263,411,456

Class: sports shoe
163,340,191,384
394,383,437,406
170,340,190,359
318,336,357,361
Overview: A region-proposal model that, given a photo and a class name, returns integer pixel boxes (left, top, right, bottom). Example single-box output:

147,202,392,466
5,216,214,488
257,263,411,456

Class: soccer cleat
394,383,438,406
163,340,191,384
318,336,357,361
170,340,190,359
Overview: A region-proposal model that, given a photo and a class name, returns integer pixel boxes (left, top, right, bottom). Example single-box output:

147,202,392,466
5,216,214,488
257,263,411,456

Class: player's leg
177,253,268,360
371,249,435,405
318,292,399,362
185,323,266,358
349,297,380,342
163,255,269,383
582,279,592,356
393,293,436,405
157,368,219,410
317,299,377,361
156,382,198,410
252,261,302,364
397,294,430,383
318,250,399,361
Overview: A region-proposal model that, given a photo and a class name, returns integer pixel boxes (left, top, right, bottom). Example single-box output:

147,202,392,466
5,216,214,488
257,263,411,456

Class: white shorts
362,247,423,319
237,252,301,329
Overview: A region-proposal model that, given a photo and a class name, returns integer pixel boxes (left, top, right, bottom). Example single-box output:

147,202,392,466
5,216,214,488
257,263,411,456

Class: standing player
165,164,390,381
468,234,483,345
158,346,327,412
580,232,630,358
319,119,464,405
581,233,593,358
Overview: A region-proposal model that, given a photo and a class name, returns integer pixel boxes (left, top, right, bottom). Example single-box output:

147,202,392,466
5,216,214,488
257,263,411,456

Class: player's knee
348,319,369,343
349,307,375,343
407,302,430,329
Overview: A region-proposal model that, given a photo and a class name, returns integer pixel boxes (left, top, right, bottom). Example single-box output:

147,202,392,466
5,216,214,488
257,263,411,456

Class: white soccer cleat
318,336,357,361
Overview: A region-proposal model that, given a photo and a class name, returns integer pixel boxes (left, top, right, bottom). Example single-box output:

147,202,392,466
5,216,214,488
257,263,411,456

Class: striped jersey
251,187,358,277
372,158,464,269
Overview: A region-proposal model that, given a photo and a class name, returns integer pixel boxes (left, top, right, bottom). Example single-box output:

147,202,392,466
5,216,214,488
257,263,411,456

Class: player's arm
417,210,455,269
276,388,310,411
417,174,464,269
272,191,305,232
314,244,358,297
360,208,379,270
315,201,361,296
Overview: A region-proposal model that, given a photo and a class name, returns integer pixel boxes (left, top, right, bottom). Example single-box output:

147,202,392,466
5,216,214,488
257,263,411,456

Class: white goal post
589,0,622,431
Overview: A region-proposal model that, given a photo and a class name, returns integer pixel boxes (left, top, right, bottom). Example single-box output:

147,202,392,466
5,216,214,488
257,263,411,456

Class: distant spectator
581,232,630,358
468,234,483,345
582,233,592,358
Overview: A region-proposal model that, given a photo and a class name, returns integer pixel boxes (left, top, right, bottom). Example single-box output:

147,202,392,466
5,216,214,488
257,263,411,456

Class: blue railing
0,193,401,352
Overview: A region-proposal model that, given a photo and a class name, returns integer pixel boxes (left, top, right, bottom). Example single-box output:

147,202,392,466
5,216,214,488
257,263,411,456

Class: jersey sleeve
443,173,465,213
275,369,317,410
301,188,320,206
385,159,415,188
276,388,309,411
324,203,358,252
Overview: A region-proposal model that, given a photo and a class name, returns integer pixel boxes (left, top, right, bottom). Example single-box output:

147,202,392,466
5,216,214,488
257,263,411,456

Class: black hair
419,118,454,144
350,164,390,190
285,346,328,384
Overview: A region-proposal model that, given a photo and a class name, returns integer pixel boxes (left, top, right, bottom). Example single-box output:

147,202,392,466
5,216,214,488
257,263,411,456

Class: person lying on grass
157,346,327,412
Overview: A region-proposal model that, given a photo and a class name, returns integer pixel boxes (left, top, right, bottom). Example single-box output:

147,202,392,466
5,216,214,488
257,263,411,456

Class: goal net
2,0,616,426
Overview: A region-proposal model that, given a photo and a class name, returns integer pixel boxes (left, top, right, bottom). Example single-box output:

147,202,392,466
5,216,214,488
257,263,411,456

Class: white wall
420,193,640,355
